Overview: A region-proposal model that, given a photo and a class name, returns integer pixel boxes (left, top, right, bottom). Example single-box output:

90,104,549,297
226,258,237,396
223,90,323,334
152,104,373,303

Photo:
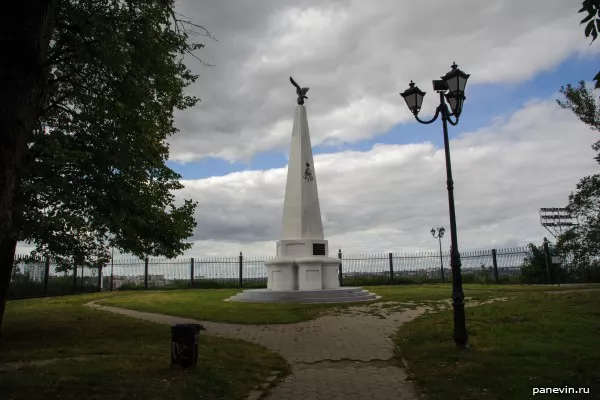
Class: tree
549,2,600,284
520,242,563,284
556,82,600,281
0,0,211,336
556,177,600,282
556,84,600,283
0,0,58,336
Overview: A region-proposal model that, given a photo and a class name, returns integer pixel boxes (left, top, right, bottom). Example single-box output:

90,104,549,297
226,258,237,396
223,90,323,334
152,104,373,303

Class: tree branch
166,8,217,67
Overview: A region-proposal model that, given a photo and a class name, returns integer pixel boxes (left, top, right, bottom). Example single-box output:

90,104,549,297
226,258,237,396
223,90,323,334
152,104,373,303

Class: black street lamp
400,62,470,349
431,227,446,283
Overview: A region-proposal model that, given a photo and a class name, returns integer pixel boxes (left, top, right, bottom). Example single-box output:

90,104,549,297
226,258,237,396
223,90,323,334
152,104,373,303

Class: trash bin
171,323,203,368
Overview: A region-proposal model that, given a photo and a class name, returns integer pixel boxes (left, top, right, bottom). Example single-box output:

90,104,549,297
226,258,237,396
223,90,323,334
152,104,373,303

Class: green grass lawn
2,284,598,400
96,284,600,324
0,293,289,400
394,290,600,400
373,282,600,301
98,288,342,324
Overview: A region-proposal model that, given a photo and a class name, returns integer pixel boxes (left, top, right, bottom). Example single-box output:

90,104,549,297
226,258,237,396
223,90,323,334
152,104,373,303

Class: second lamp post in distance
400,62,470,349
431,227,446,283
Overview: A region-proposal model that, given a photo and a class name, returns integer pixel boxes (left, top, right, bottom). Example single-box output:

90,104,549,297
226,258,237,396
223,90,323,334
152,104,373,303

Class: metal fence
9,255,101,300
8,246,600,300
339,247,528,286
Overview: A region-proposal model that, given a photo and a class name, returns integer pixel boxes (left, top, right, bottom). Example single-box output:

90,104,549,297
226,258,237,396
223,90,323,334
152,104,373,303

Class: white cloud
173,95,599,257
168,0,600,163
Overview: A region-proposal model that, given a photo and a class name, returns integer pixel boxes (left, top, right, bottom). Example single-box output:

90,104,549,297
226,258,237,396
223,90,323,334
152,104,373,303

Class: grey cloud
18,2,595,258
167,0,593,163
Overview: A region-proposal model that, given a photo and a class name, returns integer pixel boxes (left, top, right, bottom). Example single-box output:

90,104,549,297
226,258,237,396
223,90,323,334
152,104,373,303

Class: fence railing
337,247,530,286
8,246,600,300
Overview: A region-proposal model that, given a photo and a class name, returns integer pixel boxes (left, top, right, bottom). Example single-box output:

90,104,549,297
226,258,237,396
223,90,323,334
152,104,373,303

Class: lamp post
400,62,470,349
431,227,446,283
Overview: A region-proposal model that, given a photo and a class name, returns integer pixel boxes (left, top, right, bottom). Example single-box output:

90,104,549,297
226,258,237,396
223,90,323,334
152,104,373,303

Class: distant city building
112,274,166,289
24,263,45,282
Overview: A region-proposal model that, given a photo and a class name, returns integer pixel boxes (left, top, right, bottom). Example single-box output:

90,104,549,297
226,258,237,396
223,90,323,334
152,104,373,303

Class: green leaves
577,1,600,86
521,243,562,284
594,71,600,90
18,0,208,267
579,0,600,43
557,81,600,135
557,172,600,277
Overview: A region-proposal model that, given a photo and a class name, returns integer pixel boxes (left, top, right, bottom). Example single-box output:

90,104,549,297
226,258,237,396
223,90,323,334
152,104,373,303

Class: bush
561,262,600,283
520,243,566,284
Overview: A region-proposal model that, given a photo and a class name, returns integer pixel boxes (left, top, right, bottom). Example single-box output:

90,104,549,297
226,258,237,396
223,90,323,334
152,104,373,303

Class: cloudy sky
18,0,600,258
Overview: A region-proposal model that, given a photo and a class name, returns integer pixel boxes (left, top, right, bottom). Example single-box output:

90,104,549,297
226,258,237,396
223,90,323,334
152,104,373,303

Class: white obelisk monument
265,78,341,291
228,77,377,303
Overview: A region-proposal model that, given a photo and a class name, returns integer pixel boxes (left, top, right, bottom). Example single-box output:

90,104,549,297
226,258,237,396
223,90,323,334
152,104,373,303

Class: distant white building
24,263,45,282
112,274,166,289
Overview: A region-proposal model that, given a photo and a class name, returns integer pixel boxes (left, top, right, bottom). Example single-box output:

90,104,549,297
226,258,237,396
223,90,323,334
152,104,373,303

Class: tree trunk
0,0,57,337
0,238,17,338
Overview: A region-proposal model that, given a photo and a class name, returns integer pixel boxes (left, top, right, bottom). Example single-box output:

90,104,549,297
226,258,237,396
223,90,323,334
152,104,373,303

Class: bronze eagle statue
289,76,309,105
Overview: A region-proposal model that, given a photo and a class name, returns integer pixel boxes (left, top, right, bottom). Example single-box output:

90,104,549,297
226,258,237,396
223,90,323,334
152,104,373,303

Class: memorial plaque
313,243,326,256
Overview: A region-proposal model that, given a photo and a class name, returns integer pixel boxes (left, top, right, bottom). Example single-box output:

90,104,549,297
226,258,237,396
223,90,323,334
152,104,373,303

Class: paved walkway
86,300,430,400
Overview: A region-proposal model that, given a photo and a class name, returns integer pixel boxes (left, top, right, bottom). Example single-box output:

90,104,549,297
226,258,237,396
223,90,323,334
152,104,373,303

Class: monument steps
231,287,364,298
227,287,380,304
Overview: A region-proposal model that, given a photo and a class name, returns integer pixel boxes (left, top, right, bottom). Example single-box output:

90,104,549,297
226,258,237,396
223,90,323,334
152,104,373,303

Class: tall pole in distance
431,227,445,283
438,236,444,281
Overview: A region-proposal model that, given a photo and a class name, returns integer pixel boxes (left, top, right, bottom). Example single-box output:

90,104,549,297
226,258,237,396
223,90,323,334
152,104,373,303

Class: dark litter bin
171,323,204,368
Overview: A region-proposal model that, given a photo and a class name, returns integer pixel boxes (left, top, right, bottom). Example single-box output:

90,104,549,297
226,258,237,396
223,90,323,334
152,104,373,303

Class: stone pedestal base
297,259,322,291
322,260,341,289
266,256,340,291
266,258,298,291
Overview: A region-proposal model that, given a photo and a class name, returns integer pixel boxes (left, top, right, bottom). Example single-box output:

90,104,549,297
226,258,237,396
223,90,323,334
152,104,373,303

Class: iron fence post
97,263,103,292
72,261,77,294
543,238,551,285
190,257,195,287
144,257,149,289
110,258,114,292
110,247,114,291
43,256,50,297
439,237,445,283
338,249,343,286
239,252,243,289
491,249,499,284
388,252,394,284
